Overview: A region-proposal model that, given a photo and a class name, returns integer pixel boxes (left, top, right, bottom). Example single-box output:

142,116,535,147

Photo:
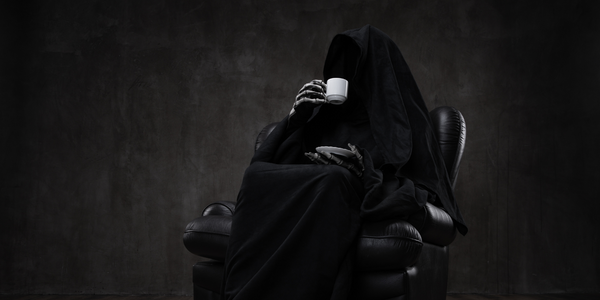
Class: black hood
323,25,467,235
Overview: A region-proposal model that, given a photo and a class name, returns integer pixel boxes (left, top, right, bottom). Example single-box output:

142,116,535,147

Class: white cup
326,78,348,105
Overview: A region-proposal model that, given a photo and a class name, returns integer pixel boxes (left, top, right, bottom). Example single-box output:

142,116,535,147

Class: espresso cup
326,78,348,105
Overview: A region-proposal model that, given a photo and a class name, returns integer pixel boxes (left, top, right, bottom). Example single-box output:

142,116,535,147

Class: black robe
222,25,467,300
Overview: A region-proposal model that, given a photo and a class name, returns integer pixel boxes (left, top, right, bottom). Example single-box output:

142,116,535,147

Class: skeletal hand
289,79,328,117
305,143,365,177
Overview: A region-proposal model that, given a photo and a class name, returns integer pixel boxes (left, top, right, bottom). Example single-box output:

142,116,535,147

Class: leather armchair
183,106,466,300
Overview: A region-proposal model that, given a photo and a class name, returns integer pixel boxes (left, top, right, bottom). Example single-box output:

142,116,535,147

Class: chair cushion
356,219,422,271
350,270,407,300
184,215,231,260
407,203,456,246
183,214,423,270
193,260,224,294
184,201,457,266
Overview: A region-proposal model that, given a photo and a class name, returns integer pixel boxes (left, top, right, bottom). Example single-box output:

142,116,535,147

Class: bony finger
300,81,326,94
336,158,362,177
316,149,337,161
305,152,320,163
310,150,362,177
305,152,331,165
348,143,365,171
296,90,325,101
346,163,362,177
298,82,315,93
312,79,327,92
295,98,326,109
330,154,363,177
347,143,358,154
348,143,362,160
295,96,326,108
305,151,318,158
310,79,325,89
327,153,346,166
315,154,332,165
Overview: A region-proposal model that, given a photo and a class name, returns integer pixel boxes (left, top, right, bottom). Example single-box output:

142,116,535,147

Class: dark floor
1,294,599,300
0,297,191,300
446,295,600,300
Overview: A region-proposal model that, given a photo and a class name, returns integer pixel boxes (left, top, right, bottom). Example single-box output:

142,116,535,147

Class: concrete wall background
1,0,599,295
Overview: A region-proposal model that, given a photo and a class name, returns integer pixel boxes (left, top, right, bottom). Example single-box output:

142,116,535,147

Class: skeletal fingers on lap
304,146,364,177
347,143,365,173
305,152,332,165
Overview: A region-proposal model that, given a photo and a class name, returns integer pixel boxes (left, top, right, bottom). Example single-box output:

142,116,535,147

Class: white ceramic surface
326,78,348,105
315,146,355,158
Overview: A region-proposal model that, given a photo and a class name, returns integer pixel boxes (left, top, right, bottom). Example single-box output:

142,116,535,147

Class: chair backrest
255,122,278,151
255,106,466,188
429,106,467,189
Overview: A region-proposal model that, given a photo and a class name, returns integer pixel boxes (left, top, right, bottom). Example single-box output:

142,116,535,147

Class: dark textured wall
2,0,599,295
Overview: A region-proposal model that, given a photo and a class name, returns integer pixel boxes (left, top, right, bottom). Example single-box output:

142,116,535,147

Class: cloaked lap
223,162,365,300
233,162,365,230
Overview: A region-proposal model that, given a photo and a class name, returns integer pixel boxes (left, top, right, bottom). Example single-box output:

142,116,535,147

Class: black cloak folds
222,25,467,300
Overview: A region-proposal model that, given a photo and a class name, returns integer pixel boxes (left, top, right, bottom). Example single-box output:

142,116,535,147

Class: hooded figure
222,25,467,300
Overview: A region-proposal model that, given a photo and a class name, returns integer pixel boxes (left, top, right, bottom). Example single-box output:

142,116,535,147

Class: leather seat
183,106,466,300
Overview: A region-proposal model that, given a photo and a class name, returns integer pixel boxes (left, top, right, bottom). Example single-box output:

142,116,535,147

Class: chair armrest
183,215,231,261
202,201,236,217
183,201,236,261
356,219,423,271
183,201,455,266
408,203,457,246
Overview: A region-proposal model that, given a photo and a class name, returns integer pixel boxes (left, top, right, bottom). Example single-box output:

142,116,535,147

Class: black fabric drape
222,25,467,300
322,25,467,234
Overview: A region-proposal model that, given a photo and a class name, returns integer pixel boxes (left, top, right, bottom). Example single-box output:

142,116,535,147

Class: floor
446,295,600,300
0,297,191,300
0,295,598,300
